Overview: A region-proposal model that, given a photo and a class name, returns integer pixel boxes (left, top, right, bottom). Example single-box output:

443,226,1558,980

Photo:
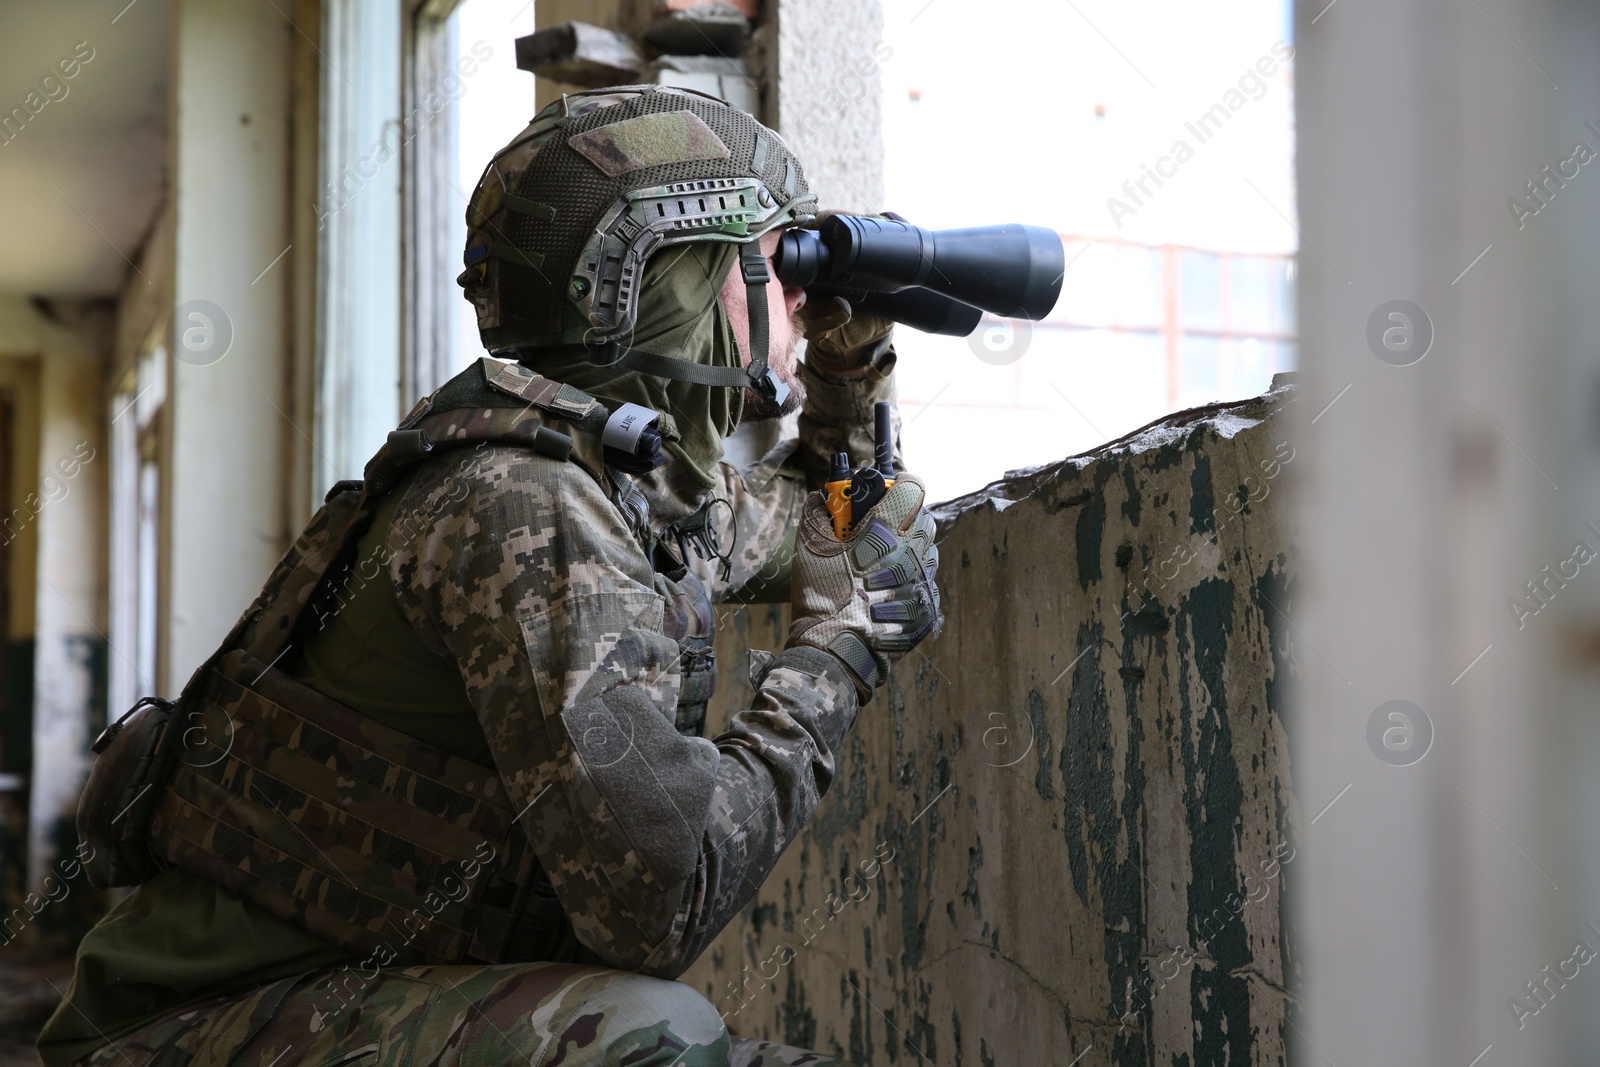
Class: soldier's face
720,228,807,421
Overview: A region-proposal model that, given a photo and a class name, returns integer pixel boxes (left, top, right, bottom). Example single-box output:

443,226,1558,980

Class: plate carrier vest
75,358,719,967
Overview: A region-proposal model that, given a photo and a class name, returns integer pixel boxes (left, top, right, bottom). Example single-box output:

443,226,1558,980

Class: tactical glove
798,295,894,380
788,473,942,698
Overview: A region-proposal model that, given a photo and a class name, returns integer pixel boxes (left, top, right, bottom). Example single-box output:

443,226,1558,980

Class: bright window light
882,0,1297,503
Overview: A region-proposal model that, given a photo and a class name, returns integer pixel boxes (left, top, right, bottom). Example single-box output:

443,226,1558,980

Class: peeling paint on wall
689,378,1300,1065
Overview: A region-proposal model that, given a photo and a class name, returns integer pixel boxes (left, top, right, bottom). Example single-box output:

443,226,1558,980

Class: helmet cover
461,86,818,355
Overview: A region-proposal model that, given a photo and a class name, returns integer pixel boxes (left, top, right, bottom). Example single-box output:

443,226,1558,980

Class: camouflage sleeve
386,445,860,977
793,348,902,490
701,440,806,605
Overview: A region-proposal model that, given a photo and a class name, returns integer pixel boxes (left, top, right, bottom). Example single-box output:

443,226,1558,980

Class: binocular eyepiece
774,215,1066,337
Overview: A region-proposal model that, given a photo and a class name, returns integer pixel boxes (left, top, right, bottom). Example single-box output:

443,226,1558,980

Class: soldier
44,87,941,1067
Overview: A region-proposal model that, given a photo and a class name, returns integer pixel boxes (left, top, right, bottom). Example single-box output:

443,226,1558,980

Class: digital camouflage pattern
76,962,848,1066
653,568,717,734
148,351,894,975
47,352,903,1067
378,383,865,978
792,356,903,493
115,368,591,969
152,647,548,967
479,359,606,422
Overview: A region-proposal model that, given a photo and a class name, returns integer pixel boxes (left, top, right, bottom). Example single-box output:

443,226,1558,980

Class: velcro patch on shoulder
568,110,731,178
483,358,600,419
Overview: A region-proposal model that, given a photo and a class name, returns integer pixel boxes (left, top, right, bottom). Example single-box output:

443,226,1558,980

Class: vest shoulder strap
479,356,603,421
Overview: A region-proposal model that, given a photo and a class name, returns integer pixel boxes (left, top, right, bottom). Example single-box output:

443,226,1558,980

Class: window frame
315,0,408,505
403,0,467,404
106,331,167,716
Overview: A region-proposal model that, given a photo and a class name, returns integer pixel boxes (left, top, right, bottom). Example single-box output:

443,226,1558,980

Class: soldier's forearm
795,349,901,491
636,644,860,977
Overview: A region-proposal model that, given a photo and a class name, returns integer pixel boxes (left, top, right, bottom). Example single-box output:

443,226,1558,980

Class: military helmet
460,86,818,361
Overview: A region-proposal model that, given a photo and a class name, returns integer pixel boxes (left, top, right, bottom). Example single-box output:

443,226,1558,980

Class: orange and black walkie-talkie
825,402,896,540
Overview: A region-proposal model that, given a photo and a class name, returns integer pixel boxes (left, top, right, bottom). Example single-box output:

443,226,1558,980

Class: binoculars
774,215,1066,337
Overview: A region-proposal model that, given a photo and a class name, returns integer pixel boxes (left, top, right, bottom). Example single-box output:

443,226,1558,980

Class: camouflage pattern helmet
460,86,818,356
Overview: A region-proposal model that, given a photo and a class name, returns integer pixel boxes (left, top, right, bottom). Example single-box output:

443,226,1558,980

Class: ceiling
0,0,169,297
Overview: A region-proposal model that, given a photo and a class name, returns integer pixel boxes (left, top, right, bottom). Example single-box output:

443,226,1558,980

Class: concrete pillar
771,0,887,212
684,380,1299,1064
0,298,110,944
525,0,890,216
1294,0,1600,1062
29,327,108,939
531,0,628,111
164,0,294,688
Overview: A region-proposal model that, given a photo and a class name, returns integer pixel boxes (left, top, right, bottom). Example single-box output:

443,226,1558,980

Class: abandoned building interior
3,0,1600,1064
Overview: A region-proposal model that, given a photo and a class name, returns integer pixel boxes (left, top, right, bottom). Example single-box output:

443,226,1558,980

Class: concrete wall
771,0,887,212
28,323,108,938
685,378,1299,1065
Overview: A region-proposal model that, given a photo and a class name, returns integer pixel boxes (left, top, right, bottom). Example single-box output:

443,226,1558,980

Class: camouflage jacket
376,352,899,977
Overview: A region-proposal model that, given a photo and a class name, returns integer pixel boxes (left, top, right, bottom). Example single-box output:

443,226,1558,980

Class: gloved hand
797,294,893,379
788,473,942,699
794,212,897,380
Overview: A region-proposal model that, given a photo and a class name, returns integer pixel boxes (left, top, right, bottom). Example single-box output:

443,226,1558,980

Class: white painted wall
774,0,886,212
164,0,293,689
30,333,107,891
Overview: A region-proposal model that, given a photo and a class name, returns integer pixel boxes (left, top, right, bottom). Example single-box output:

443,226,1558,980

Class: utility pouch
150,647,558,965
77,696,182,889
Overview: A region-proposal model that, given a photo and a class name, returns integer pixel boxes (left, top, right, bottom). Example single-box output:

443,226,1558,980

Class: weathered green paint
1121,465,1142,526
1075,468,1109,591
687,379,1299,1065
1176,575,1251,1064
1188,449,1215,535
1025,688,1054,801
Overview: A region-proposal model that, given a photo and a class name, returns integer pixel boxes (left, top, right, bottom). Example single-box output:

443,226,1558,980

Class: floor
0,959,72,1067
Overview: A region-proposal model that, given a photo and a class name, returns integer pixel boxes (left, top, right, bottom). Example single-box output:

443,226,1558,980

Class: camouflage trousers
78,963,848,1067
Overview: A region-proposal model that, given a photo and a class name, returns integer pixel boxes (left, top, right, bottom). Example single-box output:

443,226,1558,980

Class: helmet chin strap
580,240,790,408
738,239,790,409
